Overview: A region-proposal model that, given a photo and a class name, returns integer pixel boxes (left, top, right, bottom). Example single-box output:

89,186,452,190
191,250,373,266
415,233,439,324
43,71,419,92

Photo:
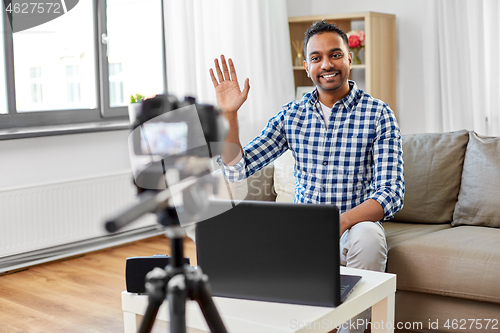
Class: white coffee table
122,266,396,333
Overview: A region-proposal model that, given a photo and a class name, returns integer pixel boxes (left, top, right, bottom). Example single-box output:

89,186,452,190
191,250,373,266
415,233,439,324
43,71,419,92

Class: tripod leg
168,274,188,333
138,302,161,333
189,268,228,333
138,267,168,333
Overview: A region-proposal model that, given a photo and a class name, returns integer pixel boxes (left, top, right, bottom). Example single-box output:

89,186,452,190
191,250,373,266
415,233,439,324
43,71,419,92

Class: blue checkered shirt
219,81,404,220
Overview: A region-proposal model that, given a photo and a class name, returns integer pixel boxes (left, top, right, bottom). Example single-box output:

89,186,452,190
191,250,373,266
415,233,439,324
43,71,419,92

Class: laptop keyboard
340,284,349,294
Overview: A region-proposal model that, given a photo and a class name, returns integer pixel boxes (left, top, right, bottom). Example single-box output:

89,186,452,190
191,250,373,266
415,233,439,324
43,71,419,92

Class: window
30,67,43,104
104,0,165,115
13,0,96,113
0,9,7,114
0,0,166,133
66,65,81,104
109,63,123,106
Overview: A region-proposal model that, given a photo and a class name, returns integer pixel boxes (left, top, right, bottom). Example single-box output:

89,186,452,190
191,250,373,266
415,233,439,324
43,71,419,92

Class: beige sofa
218,130,500,333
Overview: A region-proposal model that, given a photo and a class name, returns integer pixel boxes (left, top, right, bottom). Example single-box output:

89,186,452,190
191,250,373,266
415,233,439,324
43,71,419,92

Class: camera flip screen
140,122,188,156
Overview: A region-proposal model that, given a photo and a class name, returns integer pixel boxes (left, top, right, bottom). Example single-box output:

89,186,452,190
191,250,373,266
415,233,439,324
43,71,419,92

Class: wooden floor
0,235,197,333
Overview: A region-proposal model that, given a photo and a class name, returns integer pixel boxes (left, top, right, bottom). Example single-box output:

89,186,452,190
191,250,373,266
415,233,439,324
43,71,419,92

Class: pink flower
348,35,361,48
347,30,365,48
357,30,365,46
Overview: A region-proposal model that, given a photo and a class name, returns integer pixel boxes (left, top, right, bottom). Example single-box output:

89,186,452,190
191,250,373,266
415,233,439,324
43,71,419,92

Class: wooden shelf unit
289,12,397,114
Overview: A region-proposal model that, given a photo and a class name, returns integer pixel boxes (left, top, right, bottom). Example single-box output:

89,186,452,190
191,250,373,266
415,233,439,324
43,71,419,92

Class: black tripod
105,188,228,333
138,206,228,333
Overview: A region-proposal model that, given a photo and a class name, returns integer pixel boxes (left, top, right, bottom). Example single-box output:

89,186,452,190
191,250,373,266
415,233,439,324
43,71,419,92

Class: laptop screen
195,200,342,307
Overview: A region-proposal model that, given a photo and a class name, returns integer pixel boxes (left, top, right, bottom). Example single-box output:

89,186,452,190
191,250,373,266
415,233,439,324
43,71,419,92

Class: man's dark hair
303,20,349,59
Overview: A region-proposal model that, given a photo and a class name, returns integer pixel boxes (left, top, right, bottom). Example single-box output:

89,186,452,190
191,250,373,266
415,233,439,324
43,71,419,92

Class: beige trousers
338,221,388,333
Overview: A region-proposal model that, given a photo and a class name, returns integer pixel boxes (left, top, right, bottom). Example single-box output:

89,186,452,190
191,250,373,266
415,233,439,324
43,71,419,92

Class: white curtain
163,0,295,145
424,0,500,136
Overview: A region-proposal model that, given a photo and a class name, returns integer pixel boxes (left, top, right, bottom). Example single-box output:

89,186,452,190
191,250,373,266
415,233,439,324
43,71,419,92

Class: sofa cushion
383,222,451,251
214,165,276,202
273,150,295,203
453,132,500,228
387,226,500,304
392,130,469,224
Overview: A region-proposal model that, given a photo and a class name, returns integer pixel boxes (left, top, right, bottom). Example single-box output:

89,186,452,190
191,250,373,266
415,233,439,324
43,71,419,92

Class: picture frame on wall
295,86,315,100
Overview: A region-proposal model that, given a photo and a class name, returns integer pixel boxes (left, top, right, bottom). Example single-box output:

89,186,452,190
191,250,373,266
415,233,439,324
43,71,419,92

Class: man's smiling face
303,32,352,95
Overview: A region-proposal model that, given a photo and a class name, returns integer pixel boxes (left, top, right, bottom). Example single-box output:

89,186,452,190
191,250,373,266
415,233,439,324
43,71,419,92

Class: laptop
195,200,361,307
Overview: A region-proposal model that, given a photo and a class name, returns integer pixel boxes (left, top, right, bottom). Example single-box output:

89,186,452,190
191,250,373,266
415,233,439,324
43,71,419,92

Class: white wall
0,130,131,190
286,0,427,135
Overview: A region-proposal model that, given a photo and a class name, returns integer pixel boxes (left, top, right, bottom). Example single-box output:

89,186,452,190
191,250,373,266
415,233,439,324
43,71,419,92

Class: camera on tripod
126,94,233,227
105,94,230,333
130,94,228,192
131,95,227,162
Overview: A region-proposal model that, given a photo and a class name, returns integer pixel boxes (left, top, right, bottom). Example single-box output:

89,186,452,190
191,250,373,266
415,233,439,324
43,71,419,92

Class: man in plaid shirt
210,21,404,333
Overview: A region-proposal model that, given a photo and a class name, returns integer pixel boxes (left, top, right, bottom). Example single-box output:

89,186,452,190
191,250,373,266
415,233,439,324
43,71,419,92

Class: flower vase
294,52,304,67
351,48,362,65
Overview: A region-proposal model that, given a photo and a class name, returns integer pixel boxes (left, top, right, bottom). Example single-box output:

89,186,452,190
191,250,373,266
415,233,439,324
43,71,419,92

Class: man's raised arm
209,55,250,165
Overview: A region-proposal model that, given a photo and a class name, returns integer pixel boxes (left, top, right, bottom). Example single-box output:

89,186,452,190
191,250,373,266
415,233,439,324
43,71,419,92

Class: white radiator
0,171,158,261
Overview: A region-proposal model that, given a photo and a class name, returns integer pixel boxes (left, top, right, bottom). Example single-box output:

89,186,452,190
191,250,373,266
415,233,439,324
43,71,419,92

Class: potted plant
128,93,145,124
